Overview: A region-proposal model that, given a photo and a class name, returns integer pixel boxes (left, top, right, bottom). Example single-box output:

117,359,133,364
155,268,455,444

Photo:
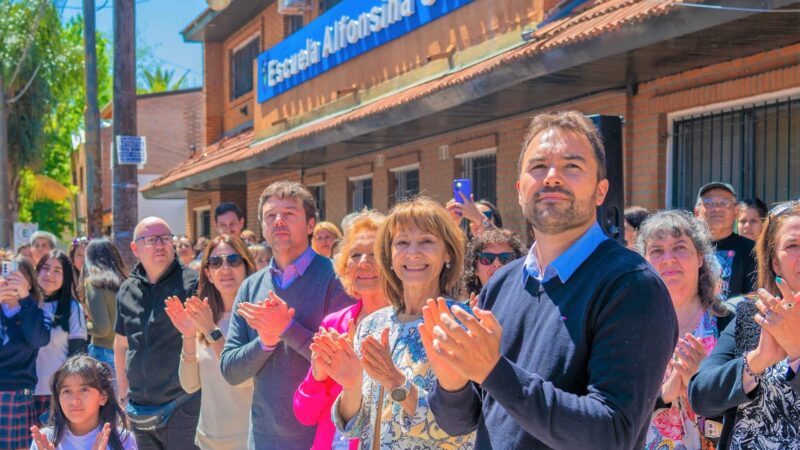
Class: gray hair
636,210,728,317
30,230,57,247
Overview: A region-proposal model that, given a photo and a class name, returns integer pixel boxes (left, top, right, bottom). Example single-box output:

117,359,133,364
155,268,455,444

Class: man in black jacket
114,217,199,450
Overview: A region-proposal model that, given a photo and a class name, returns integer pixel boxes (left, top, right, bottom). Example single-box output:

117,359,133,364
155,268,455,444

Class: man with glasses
114,217,200,450
694,182,757,298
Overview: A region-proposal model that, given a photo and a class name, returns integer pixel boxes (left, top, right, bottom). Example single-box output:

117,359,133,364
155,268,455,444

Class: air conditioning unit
278,0,311,15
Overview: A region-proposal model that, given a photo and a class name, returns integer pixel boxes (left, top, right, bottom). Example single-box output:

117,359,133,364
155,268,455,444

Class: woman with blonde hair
164,234,256,450
312,222,343,258
293,210,387,450
326,197,475,449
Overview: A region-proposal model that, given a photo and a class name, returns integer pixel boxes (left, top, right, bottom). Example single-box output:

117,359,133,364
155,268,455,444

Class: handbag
126,392,195,431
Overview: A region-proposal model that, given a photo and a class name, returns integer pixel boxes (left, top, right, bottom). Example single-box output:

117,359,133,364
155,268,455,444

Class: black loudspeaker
590,115,624,244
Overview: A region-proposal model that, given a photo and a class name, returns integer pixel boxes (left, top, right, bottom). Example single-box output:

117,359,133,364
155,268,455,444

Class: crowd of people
0,110,798,450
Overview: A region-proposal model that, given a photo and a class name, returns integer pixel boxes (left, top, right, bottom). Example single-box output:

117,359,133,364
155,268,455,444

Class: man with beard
693,182,756,298
422,111,678,449
114,217,200,449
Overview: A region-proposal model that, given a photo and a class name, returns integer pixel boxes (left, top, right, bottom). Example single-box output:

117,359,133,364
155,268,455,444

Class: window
391,165,419,204
195,207,211,239
319,0,342,13
671,97,800,208
310,185,326,221
285,15,304,37
230,37,260,100
460,152,497,205
350,177,373,212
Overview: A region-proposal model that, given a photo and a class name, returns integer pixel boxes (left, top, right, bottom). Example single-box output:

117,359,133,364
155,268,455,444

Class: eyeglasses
207,253,244,270
769,200,800,219
701,198,736,209
72,237,88,246
477,252,515,266
134,234,174,246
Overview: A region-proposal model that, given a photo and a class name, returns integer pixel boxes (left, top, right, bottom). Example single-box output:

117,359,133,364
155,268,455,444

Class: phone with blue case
453,179,472,204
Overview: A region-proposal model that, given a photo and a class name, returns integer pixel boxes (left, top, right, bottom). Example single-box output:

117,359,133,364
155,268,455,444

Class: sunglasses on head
769,200,800,219
477,252,514,266
207,253,244,270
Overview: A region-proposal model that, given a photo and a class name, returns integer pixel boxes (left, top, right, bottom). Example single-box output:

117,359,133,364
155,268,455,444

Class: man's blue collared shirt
523,222,609,286
269,246,317,289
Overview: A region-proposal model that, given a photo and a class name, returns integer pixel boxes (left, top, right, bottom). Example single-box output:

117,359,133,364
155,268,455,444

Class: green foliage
138,64,189,94
2,2,112,236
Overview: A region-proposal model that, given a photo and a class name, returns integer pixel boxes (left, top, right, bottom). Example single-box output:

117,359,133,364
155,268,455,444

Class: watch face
208,329,224,341
390,387,407,402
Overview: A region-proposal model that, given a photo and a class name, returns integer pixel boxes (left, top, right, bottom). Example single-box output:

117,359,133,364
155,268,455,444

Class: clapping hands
238,291,296,347
310,320,362,390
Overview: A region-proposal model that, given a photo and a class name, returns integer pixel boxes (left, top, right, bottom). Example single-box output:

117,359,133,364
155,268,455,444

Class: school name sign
257,0,472,103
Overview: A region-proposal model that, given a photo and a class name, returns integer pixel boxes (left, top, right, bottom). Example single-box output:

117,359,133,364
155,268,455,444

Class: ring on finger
785,302,795,309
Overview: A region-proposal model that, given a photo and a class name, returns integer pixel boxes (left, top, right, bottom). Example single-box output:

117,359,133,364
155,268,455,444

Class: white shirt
30,425,137,450
35,300,87,395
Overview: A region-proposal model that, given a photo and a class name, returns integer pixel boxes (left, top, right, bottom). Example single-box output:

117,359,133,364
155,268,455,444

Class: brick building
141,0,800,242
74,88,203,236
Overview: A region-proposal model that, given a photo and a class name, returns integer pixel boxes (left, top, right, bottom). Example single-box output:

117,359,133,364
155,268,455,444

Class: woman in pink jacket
294,211,388,450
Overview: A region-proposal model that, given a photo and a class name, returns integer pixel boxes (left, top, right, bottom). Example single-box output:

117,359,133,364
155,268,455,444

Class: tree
138,64,189,94
0,0,60,246
1,2,112,241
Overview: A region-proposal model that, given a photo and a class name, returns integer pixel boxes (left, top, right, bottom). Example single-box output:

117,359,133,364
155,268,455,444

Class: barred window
310,185,326,221
285,15,304,37
230,37,260,100
672,97,800,209
391,166,419,205
350,177,372,212
460,153,497,205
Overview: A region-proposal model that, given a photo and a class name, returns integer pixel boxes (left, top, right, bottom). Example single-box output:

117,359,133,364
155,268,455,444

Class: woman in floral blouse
690,201,800,449
637,210,733,450
323,197,475,449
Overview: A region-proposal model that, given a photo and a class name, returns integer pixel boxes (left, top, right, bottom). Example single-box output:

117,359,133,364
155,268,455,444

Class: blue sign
257,0,473,103
116,135,147,166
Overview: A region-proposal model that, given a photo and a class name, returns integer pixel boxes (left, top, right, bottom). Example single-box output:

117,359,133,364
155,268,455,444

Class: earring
445,262,451,269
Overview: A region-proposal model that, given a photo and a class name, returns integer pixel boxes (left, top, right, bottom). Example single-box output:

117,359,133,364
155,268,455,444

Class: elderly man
221,181,352,450
423,111,677,449
114,217,200,450
694,182,757,298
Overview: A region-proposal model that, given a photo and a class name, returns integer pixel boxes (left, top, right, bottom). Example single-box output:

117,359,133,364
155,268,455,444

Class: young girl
0,256,50,450
34,251,88,420
29,355,136,450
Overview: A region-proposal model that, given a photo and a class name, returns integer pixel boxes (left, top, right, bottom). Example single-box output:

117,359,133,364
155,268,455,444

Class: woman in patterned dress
637,210,733,450
689,201,800,449
326,197,475,449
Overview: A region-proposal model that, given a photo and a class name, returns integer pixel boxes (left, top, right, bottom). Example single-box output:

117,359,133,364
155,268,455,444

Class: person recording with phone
0,256,51,450
445,180,502,240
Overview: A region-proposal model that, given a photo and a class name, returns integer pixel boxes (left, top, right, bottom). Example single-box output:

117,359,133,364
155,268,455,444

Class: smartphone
453,179,472,204
1,260,17,277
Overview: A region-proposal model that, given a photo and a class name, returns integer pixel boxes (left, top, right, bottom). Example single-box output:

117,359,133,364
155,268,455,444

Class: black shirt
714,233,757,298
114,259,197,406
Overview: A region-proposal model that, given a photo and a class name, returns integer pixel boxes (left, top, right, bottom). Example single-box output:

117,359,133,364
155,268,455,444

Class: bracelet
181,351,197,362
743,352,764,384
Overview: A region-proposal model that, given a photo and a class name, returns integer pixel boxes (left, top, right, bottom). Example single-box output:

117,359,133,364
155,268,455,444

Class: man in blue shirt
422,111,678,449
221,181,352,450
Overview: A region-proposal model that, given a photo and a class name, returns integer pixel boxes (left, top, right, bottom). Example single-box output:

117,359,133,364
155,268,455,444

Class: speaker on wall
589,115,624,244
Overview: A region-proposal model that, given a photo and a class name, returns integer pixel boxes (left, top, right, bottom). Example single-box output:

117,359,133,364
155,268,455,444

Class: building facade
74,88,203,236
142,0,800,242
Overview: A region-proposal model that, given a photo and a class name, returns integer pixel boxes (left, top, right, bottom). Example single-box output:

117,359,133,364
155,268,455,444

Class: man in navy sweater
422,111,678,449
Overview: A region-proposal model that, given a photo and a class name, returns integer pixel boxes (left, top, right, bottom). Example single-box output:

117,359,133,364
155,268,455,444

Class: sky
61,0,210,88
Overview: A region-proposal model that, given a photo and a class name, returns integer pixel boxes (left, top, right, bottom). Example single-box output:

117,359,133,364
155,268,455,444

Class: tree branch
6,64,41,104
8,0,48,89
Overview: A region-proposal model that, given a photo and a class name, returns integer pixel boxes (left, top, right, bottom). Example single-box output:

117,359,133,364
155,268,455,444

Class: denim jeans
88,344,115,368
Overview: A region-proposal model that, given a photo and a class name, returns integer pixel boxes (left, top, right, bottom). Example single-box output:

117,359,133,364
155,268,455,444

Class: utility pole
0,74,10,248
112,0,138,267
83,0,102,238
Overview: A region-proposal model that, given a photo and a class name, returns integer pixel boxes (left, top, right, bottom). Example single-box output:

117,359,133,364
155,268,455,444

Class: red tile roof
143,0,682,193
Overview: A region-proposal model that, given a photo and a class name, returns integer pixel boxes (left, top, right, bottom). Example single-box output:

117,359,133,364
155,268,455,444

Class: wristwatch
390,377,413,402
206,328,224,342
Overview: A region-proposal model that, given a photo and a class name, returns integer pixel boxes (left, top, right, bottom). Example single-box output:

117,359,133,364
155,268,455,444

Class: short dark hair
257,181,317,224
518,111,606,180
462,229,526,295
739,197,768,219
624,206,651,231
214,202,244,221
